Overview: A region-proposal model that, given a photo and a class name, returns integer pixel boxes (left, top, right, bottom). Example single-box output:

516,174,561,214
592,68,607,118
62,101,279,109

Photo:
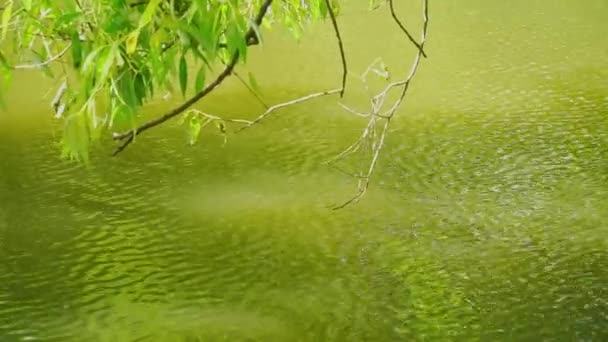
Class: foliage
0,0,341,161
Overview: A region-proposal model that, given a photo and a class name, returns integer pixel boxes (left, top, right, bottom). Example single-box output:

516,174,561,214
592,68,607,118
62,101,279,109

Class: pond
1,0,607,340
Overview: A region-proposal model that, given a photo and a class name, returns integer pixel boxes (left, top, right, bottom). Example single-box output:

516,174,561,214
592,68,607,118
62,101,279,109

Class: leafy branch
0,0,431,208
111,0,274,155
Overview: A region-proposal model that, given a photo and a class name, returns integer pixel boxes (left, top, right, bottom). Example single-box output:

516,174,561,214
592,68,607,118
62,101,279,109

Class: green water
1,1,607,341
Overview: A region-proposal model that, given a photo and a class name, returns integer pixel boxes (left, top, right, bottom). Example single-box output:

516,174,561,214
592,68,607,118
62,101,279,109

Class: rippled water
1,1,607,341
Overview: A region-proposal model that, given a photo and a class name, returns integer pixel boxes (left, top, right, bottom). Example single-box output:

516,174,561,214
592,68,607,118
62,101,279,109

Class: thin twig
191,110,253,126
12,43,72,69
324,0,348,97
232,70,269,109
112,0,274,155
237,88,342,132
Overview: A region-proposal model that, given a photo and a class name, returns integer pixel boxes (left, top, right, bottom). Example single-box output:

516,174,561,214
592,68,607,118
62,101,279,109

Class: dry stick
333,0,429,209
324,0,347,97
388,0,427,58
112,0,274,155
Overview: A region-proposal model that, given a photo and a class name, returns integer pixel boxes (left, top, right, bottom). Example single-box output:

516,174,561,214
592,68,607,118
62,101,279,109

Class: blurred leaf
96,44,117,86
55,11,80,28
82,46,105,74
134,72,146,106
194,65,206,93
188,114,202,145
330,0,341,15
139,0,162,28
179,54,188,97
1,1,13,41
71,32,82,68
125,29,139,55
0,50,9,68
22,0,31,11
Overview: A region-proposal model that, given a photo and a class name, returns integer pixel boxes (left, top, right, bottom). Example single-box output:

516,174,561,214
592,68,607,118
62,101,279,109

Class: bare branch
112,0,274,155
237,88,342,132
324,0,348,97
332,0,429,208
51,80,68,116
12,43,71,70
190,110,253,126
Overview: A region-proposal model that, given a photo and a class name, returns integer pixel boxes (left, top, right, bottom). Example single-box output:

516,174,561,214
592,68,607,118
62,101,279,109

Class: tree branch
388,0,427,58
112,0,274,155
236,88,342,132
332,0,429,209
324,0,348,97
12,43,71,70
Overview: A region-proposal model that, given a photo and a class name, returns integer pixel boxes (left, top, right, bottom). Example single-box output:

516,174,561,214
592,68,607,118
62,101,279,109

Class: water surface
1,1,607,340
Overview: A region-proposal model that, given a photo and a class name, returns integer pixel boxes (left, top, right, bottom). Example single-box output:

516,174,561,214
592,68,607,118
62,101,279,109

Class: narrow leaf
1,1,13,41
71,32,82,68
138,0,162,28
189,115,201,145
179,55,188,97
96,45,117,86
194,65,206,93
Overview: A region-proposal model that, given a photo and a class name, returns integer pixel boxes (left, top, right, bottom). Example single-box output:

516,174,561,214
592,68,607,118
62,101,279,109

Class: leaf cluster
0,0,339,161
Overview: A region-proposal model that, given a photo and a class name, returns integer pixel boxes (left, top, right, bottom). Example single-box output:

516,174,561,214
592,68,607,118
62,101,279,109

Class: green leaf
22,0,32,11
194,65,206,93
188,114,201,145
179,55,188,97
96,45,117,86
1,0,13,41
81,46,105,74
318,0,328,18
56,11,81,29
119,71,138,109
71,32,82,68
134,72,146,106
138,0,162,28
125,29,139,55
0,50,9,68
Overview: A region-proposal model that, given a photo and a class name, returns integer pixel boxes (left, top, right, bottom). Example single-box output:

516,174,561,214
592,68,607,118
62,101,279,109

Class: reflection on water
1,0,607,340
